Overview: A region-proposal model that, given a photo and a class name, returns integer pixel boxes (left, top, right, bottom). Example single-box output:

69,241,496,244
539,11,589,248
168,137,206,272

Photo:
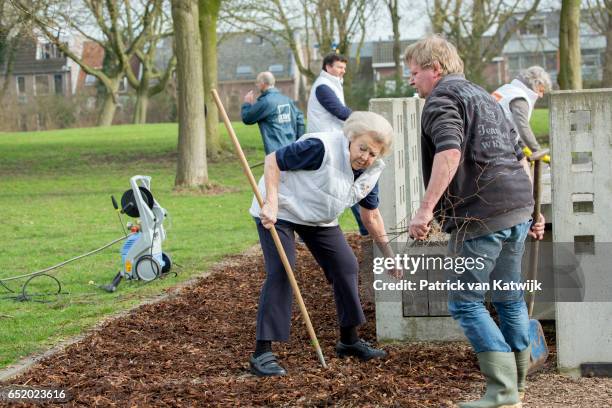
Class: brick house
503,9,606,86
371,9,607,93
0,34,84,130
216,31,307,120
371,38,504,91
371,39,414,93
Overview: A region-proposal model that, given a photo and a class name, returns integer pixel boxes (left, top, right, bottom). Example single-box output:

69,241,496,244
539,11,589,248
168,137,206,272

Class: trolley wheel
161,252,172,274
134,255,161,282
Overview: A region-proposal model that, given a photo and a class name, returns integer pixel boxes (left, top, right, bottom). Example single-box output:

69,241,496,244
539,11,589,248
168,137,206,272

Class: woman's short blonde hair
343,111,393,156
404,34,464,75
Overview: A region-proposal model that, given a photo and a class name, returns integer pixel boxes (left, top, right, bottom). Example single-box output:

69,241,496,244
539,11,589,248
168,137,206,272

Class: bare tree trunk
97,75,122,126
172,0,208,187
134,90,149,124
427,0,541,86
603,13,612,87
559,0,582,89
199,0,222,160
99,91,118,126
431,0,445,33
133,70,150,124
387,0,402,91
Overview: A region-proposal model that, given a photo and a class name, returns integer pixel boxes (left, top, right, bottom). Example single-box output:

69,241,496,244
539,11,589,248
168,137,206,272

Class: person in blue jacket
241,71,305,155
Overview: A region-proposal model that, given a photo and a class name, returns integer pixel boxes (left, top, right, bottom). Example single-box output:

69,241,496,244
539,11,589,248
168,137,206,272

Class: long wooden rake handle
527,149,548,317
211,89,327,368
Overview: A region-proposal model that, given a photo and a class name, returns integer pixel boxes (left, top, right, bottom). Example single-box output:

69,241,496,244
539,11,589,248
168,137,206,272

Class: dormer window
236,65,253,75
519,19,545,37
268,64,284,73
244,35,263,45
36,42,63,60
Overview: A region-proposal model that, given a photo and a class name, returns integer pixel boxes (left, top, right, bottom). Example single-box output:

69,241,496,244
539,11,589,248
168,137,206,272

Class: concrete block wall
550,89,612,376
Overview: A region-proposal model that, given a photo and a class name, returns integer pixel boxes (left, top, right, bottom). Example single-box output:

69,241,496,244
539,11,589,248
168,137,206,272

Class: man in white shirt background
307,53,369,236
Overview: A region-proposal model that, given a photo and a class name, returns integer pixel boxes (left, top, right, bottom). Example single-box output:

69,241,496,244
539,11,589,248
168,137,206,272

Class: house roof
217,32,294,82
372,39,414,66
8,37,69,75
503,34,605,55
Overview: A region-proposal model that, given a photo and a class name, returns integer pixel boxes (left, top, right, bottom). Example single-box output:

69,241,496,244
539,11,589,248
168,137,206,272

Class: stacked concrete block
550,89,612,376
369,98,464,342
368,98,409,235
403,98,424,217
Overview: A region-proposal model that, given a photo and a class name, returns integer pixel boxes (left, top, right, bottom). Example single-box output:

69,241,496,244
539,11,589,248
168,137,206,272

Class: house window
85,74,97,86
384,80,396,93
581,51,601,80
118,77,128,92
36,42,63,60
35,75,50,95
579,21,597,36
582,51,600,67
236,65,253,76
402,64,410,78
269,64,284,73
54,74,64,95
519,19,545,37
16,76,26,94
245,36,263,44
545,53,557,72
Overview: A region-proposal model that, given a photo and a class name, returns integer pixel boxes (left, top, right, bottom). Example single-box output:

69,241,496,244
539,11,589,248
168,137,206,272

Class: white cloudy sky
368,1,430,41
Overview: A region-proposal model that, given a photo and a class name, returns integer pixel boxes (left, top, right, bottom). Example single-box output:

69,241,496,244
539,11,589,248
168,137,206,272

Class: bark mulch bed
2,235,610,407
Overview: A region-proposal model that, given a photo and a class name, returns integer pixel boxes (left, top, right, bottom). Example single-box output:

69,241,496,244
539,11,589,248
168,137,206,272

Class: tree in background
224,0,374,105
123,0,176,124
586,0,612,87
558,0,582,89
172,0,208,188
199,0,222,160
430,0,541,85
14,0,172,126
0,1,32,101
385,0,402,92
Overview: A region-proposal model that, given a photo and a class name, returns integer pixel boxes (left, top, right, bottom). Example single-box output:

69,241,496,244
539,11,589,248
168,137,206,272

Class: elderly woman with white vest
248,111,397,377
492,66,552,160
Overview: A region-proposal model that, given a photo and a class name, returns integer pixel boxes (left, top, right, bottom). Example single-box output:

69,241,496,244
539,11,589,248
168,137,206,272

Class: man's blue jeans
447,221,531,353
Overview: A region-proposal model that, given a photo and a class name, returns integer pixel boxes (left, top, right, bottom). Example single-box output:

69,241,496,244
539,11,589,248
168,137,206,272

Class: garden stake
211,89,328,369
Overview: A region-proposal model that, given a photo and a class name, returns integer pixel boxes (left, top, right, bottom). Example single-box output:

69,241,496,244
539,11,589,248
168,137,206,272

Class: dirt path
1,235,610,407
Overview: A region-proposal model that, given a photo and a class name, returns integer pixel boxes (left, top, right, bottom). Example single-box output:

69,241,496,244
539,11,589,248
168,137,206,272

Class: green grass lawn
0,123,358,369
530,108,549,146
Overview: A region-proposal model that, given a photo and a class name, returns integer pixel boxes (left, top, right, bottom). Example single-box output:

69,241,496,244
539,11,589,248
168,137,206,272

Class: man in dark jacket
241,72,305,155
405,35,545,408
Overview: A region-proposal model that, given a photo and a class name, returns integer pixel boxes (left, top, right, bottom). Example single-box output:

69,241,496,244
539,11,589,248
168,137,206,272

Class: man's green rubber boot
458,352,522,408
514,346,530,400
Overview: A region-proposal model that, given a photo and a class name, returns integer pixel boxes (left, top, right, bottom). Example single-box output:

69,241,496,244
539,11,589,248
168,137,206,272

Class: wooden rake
211,89,327,369
526,148,550,372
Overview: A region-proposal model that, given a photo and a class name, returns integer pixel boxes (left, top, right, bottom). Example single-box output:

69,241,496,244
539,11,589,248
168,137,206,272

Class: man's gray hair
343,111,393,156
257,71,275,86
518,66,552,93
